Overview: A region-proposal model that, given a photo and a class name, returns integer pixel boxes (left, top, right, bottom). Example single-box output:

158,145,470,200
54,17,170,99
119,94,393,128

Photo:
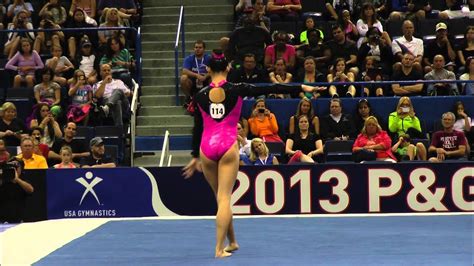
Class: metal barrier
159,130,172,167
174,5,186,106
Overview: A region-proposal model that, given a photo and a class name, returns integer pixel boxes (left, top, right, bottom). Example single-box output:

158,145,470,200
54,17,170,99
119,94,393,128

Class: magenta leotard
192,81,304,161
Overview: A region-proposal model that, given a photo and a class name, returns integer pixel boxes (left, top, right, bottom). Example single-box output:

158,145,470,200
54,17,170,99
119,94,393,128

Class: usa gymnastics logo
76,171,103,205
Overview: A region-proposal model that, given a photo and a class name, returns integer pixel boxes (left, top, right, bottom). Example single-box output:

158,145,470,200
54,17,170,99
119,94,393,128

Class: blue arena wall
19,163,472,220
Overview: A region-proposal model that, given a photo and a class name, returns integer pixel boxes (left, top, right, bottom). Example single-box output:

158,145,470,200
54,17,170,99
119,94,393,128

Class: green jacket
388,111,421,137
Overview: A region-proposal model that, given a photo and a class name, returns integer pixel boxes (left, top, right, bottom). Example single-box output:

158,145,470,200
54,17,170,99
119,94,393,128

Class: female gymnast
182,50,318,258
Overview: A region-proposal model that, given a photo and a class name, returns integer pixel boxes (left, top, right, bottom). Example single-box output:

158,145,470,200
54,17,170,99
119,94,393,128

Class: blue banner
46,163,474,219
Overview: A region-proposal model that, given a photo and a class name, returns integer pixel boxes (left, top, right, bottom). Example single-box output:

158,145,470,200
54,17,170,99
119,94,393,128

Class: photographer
358,26,393,77
0,158,34,223
3,10,35,59
33,14,64,55
248,98,283,143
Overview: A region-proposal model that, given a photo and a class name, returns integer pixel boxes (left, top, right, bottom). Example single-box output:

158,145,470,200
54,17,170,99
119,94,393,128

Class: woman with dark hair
456,26,474,73
289,97,319,135
33,67,62,117
354,98,386,133
5,38,44,88
100,35,135,89
338,9,358,43
460,56,474,95
452,101,474,149
356,3,384,48
286,114,324,164
3,10,35,59
29,103,62,148
264,31,296,72
327,58,356,98
66,8,97,59
183,50,317,258
295,56,327,99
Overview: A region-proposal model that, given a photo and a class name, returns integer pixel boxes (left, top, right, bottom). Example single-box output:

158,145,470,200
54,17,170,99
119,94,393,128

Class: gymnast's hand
182,158,202,179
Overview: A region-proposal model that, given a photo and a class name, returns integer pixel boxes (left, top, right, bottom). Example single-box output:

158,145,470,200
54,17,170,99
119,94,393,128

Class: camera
258,108,265,113
0,160,21,183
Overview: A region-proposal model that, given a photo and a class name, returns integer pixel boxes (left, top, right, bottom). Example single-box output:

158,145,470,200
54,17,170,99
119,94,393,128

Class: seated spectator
452,101,474,149
235,0,253,17
237,121,251,164
423,23,456,73
358,26,393,77
320,98,356,140
296,29,331,74
53,146,77,168
388,0,431,21
428,112,467,162
247,137,279,165
33,14,65,55
67,70,93,125
235,0,270,32
352,116,396,163
266,0,301,22
98,8,126,47
391,133,427,161
45,45,74,86
74,38,99,85
16,136,48,169
456,26,474,74
327,58,356,98
289,98,319,135
0,139,11,163
264,31,296,72
97,0,137,20
286,115,324,163
268,58,292,98
391,53,424,96
360,57,385,97
295,56,327,99
30,126,49,158
80,137,116,168
388,96,424,139
339,9,358,43
29,103,63,147
228,53,268,84
439,0,474,19
38,0,67,26
391,20,423,72
354,98,384,134
325,0,355,21
248,99,282,143
33,68,62,117
424,54,459,96
6,0,33,21
180,40,211,100
94,64,131,129
356,3,384,48
4,10,35,60
326,24,359,76
49,122,89,163
67,8,98,59
0,102,28,146
69,0,97,19
299,17,324,47
5,38,44,88
459,56,474,95
100,35,135,90
0,157,34,223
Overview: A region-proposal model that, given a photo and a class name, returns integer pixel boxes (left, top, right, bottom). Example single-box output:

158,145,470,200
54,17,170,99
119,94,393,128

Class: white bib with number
210,103,225,119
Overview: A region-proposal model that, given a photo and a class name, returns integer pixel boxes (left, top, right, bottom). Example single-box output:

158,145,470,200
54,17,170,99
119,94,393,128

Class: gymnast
182,50,319,258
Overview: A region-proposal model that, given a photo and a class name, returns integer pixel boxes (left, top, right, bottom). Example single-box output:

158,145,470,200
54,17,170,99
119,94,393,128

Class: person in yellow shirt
16,136,48,169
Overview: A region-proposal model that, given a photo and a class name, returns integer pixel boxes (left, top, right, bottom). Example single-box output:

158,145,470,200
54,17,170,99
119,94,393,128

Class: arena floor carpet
1,213,472,265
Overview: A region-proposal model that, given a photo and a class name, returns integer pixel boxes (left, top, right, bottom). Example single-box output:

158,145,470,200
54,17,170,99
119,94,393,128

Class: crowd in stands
0,0,143,168
182,0,474,165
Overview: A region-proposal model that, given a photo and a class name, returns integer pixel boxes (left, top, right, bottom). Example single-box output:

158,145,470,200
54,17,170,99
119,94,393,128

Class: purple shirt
5,50,44,76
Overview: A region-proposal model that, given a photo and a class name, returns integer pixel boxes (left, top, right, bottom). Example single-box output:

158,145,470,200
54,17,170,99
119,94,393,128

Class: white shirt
392,36,424,57
454,117,474,131
79,55,96,77
93,79,130,99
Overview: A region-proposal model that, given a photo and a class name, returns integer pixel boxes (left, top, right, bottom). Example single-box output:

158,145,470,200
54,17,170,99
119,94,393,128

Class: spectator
45,46,74,86
388,96,424,139
352,116,396,163
66,8,98,59
248,98,283,143
289,97,320,135
356,3,384,48
339,9,358,43
237,121,251,164
0,139,11,163
391,133,427,161
0,102,28,146
325,24,358,76
180,40,211,99
360,57,385,97
49,122,89,163
0,157,34,223
3,10,35,60
29,103,63,148
16,136,48,169
286,115,324,163
33,14,65,55
452,101,474,148
268,58,292,98
460,56,474,95
69,0,97,19
391,53,424,96
389,0,431,21
53,145,77,168
97,0,137,19
80,137,116,168
6,0,33,20
320,98,356,141
456,26,474,73
248,137,279,165
358,26,393,76
354,98,384,134
439,0,474,19
98,8,125,47
391,20,423,72
264,31,296,71
30,126,49,158
94,63,131,129
67,70,93,125
295,56,327,99
423,22,456,73
100,35,135,90
299,17,324,46
235,0,270,32
424,54,459,96
228,53,268,84
428,112,467,162
74,38,99,85
327,58,356,98
33,68,62,117
235,0,253,17
266,0,301,22
296,29,331,74
38,0,67,26
5,38,44,88
325,0,354,21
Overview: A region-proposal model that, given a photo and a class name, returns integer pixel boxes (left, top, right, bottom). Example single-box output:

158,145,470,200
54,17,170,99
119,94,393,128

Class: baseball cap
436,22,447,32
89,137,104,147
81,39,92,47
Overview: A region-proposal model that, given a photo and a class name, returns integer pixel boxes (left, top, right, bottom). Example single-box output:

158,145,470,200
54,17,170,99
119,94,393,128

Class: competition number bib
210,103,225,119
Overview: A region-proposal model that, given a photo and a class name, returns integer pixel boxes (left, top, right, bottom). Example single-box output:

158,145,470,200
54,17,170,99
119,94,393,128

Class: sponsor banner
47,163,474,218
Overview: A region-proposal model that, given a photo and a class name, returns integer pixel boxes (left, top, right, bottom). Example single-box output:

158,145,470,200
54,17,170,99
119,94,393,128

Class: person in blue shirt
180,40,212,99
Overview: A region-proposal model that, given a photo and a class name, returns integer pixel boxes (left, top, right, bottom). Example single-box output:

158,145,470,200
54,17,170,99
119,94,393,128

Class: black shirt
0,181,29,223
80,155,114,167
52,138,88,163
0,118,28,146
288,133,321,155
320,113,357,140
228,67,268,84
325,39,358,67
228,26,273,63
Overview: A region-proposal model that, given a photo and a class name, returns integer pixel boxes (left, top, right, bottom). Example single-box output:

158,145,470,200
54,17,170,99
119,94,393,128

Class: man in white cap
80,137,116,168
423,22,456,73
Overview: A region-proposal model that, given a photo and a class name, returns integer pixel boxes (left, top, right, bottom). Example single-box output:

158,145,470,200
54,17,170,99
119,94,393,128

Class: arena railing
174,5,186,106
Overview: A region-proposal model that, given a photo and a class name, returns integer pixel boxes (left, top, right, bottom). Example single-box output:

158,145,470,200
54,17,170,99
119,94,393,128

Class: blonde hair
1,102,17,112
361,116,382,135
60,145,72,155
104,7,123,26
249,138,269,161
396,96,415,117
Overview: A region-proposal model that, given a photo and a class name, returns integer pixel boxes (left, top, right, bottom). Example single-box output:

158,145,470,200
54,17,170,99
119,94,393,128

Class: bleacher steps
136,125,193,136
142,22,233,32
134,150,193,167
142,31,229,42
139,106,188,116
142,40,222,50
142,14,232,24
147,0,233,6
137,115,193,125
141,85,179,96
140,95,184,106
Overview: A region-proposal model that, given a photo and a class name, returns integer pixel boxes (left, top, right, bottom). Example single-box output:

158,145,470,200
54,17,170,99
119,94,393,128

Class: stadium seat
448,18,469,36
104,145,119,165
324,140,354,162
75,126,95,142
300,0,326,20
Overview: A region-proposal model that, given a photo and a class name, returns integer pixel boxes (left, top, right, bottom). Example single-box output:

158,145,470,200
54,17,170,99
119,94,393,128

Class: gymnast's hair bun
209,49,228,72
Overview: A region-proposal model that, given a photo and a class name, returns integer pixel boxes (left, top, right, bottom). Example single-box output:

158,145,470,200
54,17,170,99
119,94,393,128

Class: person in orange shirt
16,136,48,169
247,98,282,142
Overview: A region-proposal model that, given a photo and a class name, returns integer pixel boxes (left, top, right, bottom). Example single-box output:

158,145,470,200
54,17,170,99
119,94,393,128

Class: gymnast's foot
215,249,232,258
224,243,239,253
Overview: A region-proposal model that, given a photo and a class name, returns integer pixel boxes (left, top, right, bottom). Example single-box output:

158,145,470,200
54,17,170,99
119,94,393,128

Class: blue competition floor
35,215,473,266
